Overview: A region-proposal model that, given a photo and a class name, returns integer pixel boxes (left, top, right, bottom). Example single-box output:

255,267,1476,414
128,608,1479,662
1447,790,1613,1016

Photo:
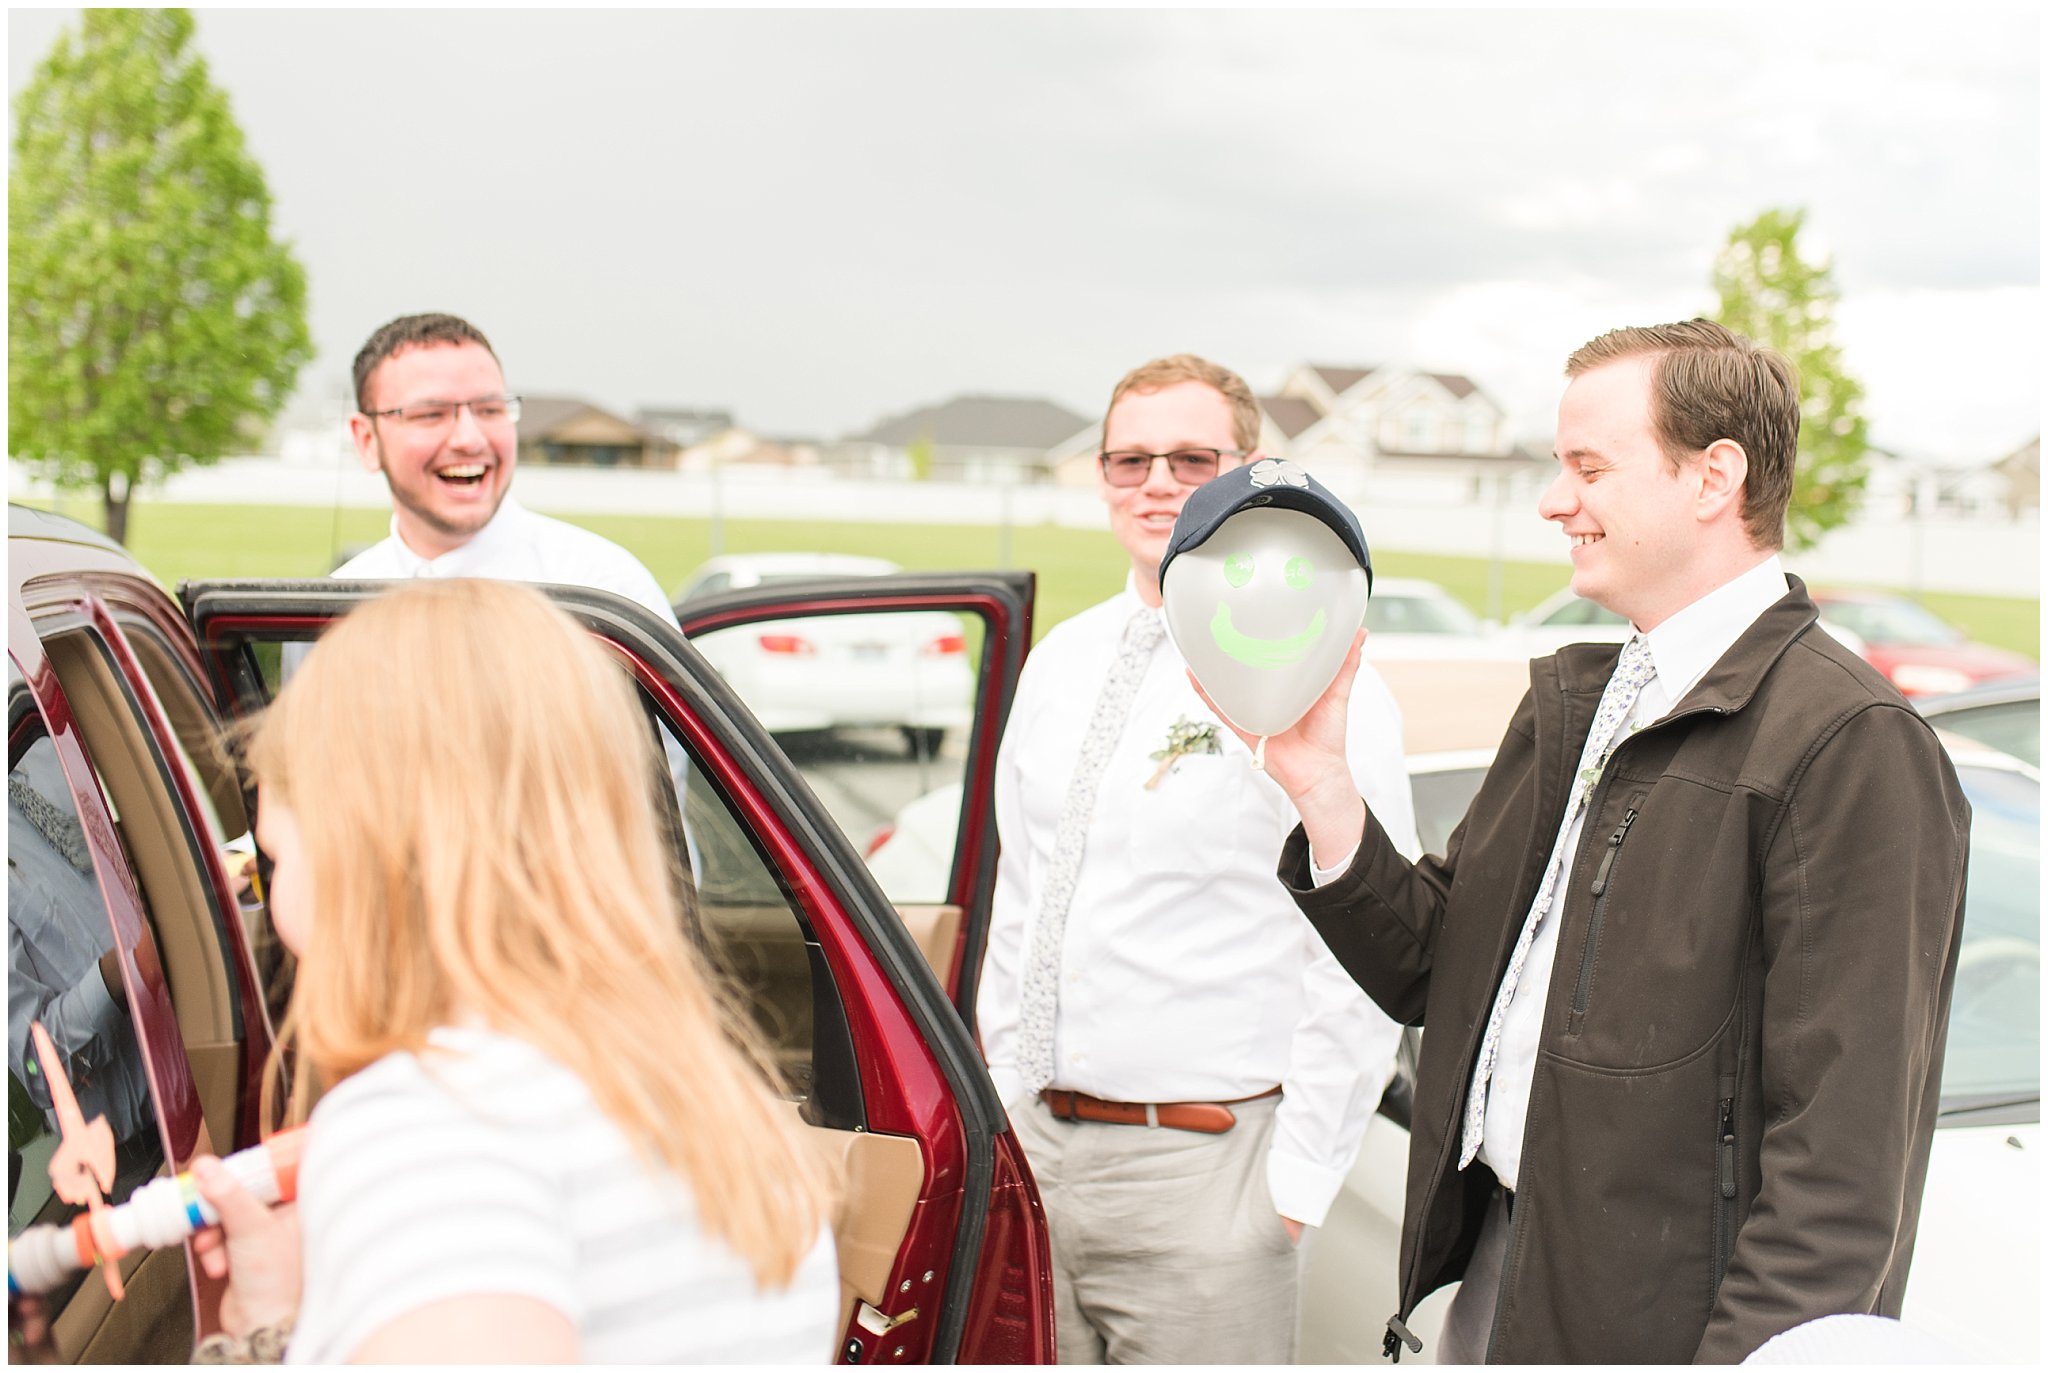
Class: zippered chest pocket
1553,783,1757,1068
1565,803,1638,1038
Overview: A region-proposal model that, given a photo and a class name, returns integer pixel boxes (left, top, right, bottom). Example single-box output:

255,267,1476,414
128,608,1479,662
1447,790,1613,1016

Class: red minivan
8,504,1054,1363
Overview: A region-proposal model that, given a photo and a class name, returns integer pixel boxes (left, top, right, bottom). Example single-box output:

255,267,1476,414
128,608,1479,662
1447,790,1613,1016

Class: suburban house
1050,362,1544,501
637,406,735,451
1864,440,2040,521
828,395,1093,482
516,396,677,469
1992,435,2039,517
1269,364,1542,498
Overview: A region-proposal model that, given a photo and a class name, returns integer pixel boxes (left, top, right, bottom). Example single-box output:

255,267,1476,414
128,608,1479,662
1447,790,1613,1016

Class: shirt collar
384,495,527,574
1640,554,1789,702
1120,570,1164,623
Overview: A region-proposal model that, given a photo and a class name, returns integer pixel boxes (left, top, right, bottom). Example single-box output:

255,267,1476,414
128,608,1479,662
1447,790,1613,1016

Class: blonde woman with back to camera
187,578,839,1363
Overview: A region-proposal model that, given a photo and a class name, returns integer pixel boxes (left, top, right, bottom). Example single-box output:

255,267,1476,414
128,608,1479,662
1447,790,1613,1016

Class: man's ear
1695,439,1748,525
348,413,382,475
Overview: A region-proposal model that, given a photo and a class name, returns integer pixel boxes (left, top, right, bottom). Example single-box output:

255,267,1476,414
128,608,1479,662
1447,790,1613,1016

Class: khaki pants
1014,1094,1305,1364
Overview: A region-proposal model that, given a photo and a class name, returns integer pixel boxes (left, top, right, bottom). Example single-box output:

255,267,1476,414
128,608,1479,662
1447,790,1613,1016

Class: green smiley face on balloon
1211,551,1326,669
1161,505,1371,737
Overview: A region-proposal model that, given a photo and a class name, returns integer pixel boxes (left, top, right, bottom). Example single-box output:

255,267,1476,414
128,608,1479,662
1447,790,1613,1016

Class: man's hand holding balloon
1190,630,1371,868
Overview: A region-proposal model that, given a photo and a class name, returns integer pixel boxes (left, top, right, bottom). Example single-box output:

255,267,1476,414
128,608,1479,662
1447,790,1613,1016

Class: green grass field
25,492,2041,659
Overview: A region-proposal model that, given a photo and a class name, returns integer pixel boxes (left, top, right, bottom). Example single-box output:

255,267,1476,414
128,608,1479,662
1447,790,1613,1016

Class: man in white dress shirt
977,354,1420,1363
333,313,675,626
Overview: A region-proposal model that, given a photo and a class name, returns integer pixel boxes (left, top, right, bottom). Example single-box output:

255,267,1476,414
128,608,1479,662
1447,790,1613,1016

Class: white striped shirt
286,1025,838,1364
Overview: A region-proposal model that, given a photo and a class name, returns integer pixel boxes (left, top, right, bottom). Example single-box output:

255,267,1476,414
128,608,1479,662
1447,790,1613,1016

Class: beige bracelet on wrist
191,1319,293,1365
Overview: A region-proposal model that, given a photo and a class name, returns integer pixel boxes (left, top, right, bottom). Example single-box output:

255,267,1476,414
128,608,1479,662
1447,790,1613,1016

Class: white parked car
1363,577,1517,661
1512,584,1869,661
675,553,974,752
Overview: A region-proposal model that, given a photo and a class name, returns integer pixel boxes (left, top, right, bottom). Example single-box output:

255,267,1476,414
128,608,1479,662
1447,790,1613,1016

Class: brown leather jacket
1284,579,1970,1362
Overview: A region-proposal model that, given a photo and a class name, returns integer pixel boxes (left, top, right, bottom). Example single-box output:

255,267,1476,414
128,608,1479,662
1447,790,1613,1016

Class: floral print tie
1016,606,1167,1095
1459,633,1657,1169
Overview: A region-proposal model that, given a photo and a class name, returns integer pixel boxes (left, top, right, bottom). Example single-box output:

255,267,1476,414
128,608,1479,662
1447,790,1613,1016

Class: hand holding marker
9,1129,305,1297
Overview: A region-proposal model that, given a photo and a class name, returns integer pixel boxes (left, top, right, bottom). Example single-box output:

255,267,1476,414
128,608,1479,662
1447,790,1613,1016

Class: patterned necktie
1459,633,1658,1169
1015,605,1167,1095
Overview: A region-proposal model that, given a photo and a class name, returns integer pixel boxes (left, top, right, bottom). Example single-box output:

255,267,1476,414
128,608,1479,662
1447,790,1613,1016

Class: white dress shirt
334,496,679,628
981,581,1421,1227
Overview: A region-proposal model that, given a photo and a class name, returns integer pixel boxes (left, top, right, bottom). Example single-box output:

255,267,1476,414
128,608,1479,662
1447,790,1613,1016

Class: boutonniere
1146,715,1221,789
1578,719,1648,793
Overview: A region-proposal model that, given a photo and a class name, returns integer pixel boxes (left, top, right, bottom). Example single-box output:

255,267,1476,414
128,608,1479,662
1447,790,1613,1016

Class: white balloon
1162,506,1369,737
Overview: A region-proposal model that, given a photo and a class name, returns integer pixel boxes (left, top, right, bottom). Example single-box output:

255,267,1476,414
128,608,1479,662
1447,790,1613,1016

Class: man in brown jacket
1231,320,1970,1362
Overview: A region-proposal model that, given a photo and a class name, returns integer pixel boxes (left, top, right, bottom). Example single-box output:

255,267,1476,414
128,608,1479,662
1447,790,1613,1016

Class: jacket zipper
1566,806,1637,1034
1395,681,1731,1359
1711,1080,1736,1304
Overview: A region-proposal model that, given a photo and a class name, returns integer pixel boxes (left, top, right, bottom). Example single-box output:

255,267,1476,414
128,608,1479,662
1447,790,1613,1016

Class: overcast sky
8,7,2039,460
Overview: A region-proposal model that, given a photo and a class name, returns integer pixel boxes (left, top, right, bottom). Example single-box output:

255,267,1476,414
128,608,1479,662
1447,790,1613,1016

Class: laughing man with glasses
333,313,675,627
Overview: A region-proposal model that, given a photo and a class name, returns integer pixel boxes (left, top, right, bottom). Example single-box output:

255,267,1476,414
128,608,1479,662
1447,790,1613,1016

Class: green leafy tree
9,8,311,545
1711,207,1869,552
905,433,935,481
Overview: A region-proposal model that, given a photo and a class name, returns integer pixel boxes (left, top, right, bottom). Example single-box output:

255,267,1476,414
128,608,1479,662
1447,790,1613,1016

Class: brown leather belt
1039,1086,1282,1135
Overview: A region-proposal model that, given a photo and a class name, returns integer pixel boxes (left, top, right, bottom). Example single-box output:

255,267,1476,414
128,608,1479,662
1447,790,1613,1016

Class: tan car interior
37,627,240,1362
692,889,960,1338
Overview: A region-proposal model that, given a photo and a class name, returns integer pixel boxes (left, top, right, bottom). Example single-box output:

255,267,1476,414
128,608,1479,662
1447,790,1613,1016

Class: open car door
179,574,1050,1365
674,570,1033,1029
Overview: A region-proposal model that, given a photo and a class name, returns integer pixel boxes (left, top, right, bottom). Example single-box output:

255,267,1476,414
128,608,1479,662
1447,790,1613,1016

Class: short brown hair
1566,319,1800,550
352,313,499,411
1104,354,1263,453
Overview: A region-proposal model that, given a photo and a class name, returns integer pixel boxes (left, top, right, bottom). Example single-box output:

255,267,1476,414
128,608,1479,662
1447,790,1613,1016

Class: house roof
638,406,734,429
1259,394,1323,439
1423,372,1480,400
516,396,599,436
517,395,660,444
1309,365,1378,395
1377,444,1548,465
1993,436,2038,475
852,395,1092,450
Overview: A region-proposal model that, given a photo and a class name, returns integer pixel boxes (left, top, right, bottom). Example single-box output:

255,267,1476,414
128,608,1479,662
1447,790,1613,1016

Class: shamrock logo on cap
1248,459,1310,489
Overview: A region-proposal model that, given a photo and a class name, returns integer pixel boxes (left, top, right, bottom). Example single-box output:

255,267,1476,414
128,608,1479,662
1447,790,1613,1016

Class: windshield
1938,760,2039,1117
1368,593,1482,636
1819,598,1965,647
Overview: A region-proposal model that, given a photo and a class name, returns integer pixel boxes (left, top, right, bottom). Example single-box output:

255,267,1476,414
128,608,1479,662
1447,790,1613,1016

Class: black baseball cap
1159,459,1372,591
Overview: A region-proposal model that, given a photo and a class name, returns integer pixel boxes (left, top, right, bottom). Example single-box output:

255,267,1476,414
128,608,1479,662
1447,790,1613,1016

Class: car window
116,621,273,1035
686,607,979,907
1409,763,1488,857
646,704,863,1123
1938,761,2039,1115
1368,593,1481,636
1818,598,1963,647
7,701,167,1289
1544,598,1626,628
1928,701,2040,769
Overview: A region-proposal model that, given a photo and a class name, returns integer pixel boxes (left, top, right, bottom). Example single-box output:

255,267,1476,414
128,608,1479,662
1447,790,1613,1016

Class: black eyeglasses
1098,448,1244,487
363,395,523,430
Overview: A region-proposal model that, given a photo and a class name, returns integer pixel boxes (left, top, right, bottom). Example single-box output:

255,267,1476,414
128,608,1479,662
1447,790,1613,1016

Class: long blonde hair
247,578,831,1285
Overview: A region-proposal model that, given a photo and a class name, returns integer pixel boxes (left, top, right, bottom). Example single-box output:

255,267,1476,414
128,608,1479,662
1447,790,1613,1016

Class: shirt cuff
1309,842,1361,887
1266,1146,1350,1229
